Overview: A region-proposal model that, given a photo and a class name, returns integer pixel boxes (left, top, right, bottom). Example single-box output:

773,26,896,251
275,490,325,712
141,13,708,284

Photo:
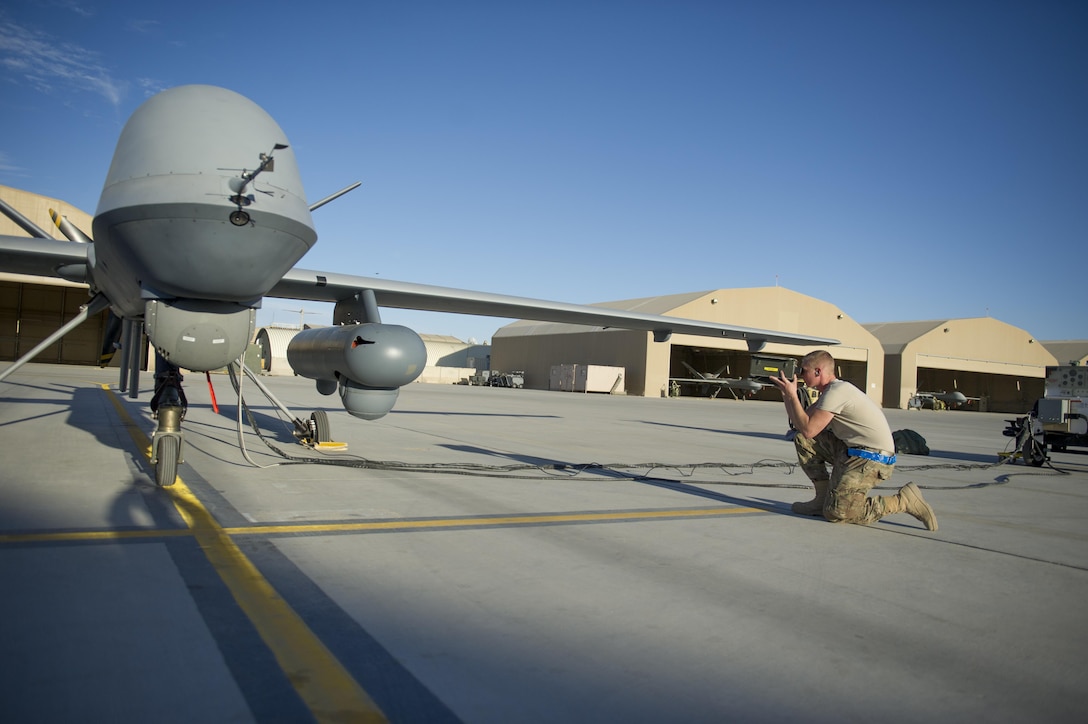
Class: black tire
310,410,331,444
155,437,178,487
1022,437,1046,467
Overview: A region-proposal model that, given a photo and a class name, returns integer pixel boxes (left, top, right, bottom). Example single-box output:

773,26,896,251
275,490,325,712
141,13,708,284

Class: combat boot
896,482,938,531
791,478,829,516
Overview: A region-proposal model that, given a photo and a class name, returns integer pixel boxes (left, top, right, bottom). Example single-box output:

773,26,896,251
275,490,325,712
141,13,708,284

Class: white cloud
127,19,160,34
0,150,29,184
0,150,25,174
0,18,124,107
135,76,168,98
53,1,94,19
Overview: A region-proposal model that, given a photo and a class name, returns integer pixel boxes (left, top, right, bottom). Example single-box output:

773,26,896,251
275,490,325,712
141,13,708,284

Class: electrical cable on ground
226,372,1077,489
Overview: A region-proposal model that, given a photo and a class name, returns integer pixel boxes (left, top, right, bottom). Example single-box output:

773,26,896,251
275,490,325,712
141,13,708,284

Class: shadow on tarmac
639,418,791,441
393,410,561,419
437,443,793,513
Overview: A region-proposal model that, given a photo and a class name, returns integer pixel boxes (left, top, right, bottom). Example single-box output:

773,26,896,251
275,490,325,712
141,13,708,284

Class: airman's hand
767,371,798,398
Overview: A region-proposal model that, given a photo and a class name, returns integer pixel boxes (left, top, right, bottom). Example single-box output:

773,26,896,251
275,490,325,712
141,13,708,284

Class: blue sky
1,1,1085,343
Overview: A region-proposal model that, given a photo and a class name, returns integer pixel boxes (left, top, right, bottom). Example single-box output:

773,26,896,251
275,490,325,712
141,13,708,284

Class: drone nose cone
92,85,317,303
100,85,304,197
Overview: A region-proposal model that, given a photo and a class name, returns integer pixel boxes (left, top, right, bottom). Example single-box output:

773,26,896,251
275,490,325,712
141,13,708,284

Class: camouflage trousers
794,430,895,525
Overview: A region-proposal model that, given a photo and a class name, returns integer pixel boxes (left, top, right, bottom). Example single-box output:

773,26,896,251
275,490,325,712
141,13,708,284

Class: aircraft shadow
393,411,560,419
0,379,90,396
439,444,594,471
168,403,322,468
199,405,303,444
437,443,782,511
29,386,154,484
906,449,1000,465
0,400,70,428
51,387,298,474
643,420,1004,466
640,419,792,441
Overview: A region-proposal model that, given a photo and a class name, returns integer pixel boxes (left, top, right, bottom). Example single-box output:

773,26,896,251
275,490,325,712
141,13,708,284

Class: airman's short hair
801,350,835,373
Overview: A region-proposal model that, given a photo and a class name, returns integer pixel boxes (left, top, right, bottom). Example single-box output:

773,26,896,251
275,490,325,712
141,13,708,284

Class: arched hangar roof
863,318,1057,371
1042,340,1088,366
494,290,711,338
254,326,301,375
496,287,875,359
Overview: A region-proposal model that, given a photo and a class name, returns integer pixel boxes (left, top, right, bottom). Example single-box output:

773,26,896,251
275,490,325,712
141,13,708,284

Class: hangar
0,185,108,367
491,287,887,403
865,319,1058,413
253,326,299,375
491,291,1065,414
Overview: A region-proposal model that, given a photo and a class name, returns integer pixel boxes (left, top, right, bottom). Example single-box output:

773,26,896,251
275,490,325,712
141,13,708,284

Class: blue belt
848,448,897,465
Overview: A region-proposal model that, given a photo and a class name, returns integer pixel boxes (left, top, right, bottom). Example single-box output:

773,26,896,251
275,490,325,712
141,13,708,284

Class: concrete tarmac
1,362,1086,723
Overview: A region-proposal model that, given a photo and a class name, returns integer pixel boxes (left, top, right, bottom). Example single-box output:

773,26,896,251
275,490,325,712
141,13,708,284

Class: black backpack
893,429,930,456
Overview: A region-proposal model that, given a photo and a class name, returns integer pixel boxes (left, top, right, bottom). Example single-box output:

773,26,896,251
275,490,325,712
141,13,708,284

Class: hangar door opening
669,346,870,402
0,281,108,366
914,367,1042,414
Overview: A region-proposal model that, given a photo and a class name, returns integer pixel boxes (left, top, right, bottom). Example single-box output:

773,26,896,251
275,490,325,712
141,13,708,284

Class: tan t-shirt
812,379,895,452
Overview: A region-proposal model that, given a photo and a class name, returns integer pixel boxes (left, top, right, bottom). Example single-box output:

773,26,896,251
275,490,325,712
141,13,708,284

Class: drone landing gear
150,358,187,487
151,405,183,486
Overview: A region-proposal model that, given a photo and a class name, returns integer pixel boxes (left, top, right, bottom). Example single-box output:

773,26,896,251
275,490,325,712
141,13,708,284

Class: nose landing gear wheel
154,437,179,487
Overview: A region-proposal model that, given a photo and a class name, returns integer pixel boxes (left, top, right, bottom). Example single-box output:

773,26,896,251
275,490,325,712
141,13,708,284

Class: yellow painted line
227,505,761,537
102,385,388,723
0,507,761,544
0,528,192,544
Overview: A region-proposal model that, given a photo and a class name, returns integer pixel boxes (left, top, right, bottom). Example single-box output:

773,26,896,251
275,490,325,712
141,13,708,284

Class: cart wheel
1022,436,1046,467
310,410,331,444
